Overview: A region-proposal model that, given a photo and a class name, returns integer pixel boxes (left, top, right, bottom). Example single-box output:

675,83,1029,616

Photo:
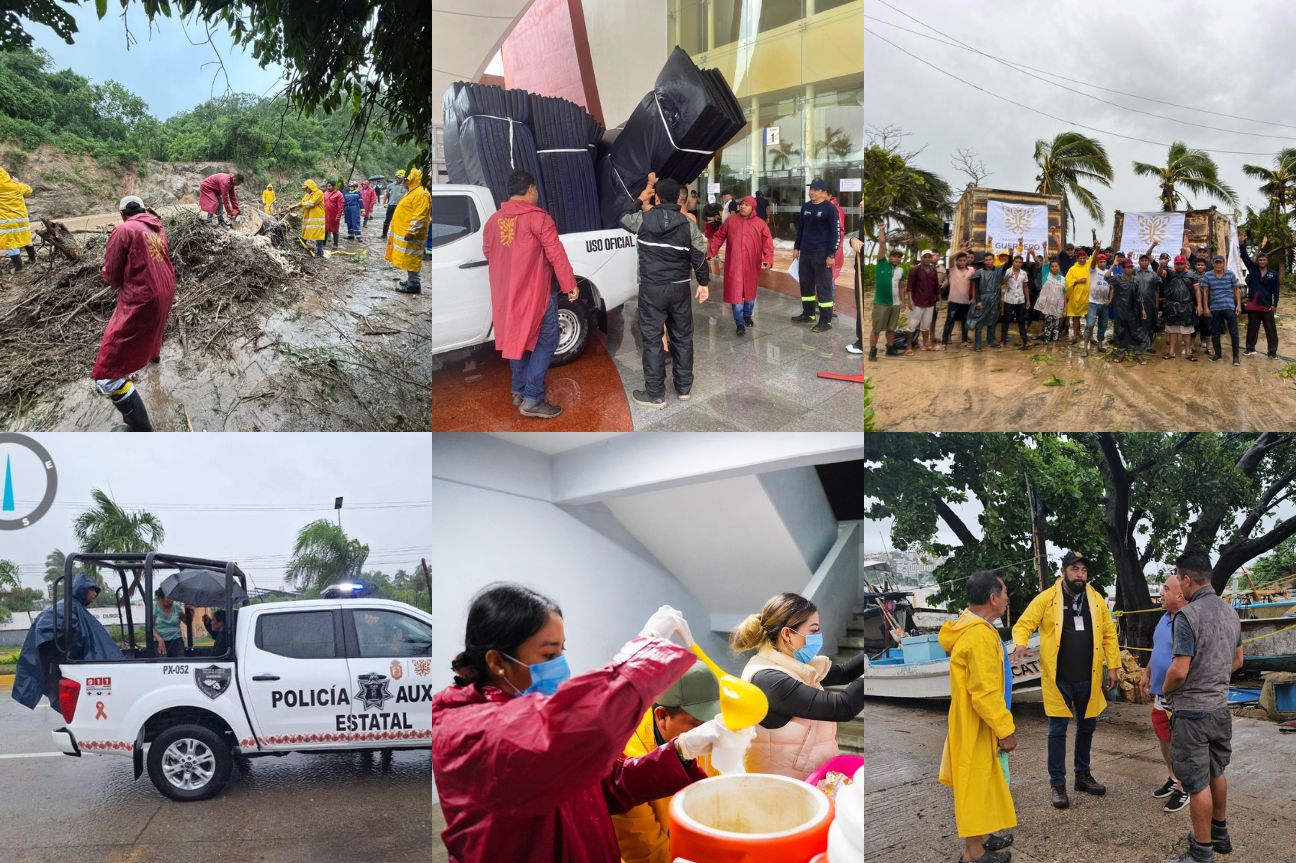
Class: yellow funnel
690,643,769,731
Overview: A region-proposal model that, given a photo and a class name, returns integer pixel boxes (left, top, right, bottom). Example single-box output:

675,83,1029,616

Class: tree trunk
35,219,81,261
1093,434,1158,659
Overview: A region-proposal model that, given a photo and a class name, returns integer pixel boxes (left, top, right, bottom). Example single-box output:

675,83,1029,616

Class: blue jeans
732,299,754,324
1047,678,1097,787
1085,302,1109,341
510,292,559,403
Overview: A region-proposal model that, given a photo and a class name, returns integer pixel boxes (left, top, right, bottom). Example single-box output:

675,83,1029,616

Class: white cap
920,249,935,257
118,195,144,211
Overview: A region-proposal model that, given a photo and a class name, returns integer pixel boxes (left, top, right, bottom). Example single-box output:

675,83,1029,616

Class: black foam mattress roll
442,84,465,183
456,114,546,211
529,93,604,234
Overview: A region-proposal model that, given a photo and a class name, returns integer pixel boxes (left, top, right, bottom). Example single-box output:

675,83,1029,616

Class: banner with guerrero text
1117,211,1186,257
985,200,1048,258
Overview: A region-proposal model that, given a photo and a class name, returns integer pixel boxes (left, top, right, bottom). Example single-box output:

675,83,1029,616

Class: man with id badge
1011,550,1120,810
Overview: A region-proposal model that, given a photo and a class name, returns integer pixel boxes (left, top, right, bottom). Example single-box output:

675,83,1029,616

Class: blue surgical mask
794,632,823,664
502,652,571,697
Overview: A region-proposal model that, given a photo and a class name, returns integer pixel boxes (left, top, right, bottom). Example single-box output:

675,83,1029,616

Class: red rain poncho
707,196,773,304
482,199,578,360
432,637,704,863
198,173,239,218
360,181,377,216
92,213,177,378
831,198,847,284
323,189,344,233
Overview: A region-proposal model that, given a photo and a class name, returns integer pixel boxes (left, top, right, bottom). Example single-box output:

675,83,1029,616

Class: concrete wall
757,466,838,571
802,521,863,658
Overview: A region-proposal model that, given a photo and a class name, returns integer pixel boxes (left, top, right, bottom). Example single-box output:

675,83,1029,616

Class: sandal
904,349,914,357
985,833,1015,852
1136,356,1147,365
1162,353,1173,360
1186,353,1198,362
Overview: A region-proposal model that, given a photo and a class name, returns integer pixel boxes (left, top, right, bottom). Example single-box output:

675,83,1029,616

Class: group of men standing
870,230,1281,365
941,548,1243,863
480,170,858,419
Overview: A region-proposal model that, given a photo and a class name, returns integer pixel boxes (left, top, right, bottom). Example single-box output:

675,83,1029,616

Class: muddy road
863,296,1296,431
1,215,430,432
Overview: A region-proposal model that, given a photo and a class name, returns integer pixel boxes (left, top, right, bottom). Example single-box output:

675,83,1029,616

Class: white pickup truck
430,184,639,365
44,553,434,801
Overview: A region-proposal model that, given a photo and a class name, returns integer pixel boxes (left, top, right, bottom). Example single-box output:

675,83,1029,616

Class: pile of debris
0,211,308,421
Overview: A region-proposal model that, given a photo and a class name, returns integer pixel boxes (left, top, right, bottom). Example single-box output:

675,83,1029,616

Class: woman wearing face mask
732,592,866,778
432,584,748,863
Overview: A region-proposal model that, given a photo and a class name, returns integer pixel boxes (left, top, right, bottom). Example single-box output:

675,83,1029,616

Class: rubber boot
1210,336,1223,362
25,245,36,263
110,389,153,432
11,253,21,273
1232,343,1240,366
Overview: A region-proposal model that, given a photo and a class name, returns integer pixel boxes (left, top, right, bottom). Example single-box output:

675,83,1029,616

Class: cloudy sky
866,0,1296,241
2,434,431,595
27,4,286,119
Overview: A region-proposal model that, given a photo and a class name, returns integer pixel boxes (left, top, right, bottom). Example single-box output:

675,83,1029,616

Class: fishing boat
1234,598,1296,620
858,590,920,649
863,633,1043,699
1240,613,1296,672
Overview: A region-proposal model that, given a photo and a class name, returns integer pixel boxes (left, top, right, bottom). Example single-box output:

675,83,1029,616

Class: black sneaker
1163,789,1190,813
791,312,816,323
632,390,666,409
736,323,746,336
1244,349,1257,356
1154,778,1178,798
810,321,833,333
867,347,878,362
1209,353,1222,362
1211,821,1232,854
744,315,754,327
519,399,562,418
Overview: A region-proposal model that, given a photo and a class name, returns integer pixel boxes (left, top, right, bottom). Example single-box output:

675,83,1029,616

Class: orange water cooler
669,774,833,863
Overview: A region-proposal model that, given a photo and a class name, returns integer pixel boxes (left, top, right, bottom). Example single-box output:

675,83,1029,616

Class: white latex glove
675,717,757,760
639,605,694,646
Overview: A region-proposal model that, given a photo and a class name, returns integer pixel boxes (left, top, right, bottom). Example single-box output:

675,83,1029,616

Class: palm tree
0,559,19,592
814,127,854,162
72,489,165,554
1242,148,1296,273
284,520,370,594
862,143,953,243
770,140,801,171
1132,141,1239,212
1033,132,1115,236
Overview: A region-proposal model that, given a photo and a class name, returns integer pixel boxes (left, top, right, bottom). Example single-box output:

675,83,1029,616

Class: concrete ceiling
486,432,623,455
433,2,533,125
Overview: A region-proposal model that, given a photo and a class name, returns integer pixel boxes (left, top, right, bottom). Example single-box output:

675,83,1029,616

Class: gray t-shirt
1171,612,1243,656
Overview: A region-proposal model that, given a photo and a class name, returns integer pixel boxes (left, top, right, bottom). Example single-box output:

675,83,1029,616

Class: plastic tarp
597,47,747,228
446,83,546,211
12,573,125,709
441,83,466,184
530,93,604,235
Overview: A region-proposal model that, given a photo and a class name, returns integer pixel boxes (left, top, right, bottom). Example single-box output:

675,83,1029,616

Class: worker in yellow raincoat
611,662,718,863
1064,241,1096,344
384,167,430,294
939,570,1017,863
262,183,276,215
0,166,36,273
297,179,326,257
1010,550,1119,810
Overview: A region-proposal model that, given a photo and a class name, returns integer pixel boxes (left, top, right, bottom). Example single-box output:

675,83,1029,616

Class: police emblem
390,660,403,681
195,664,232,700
355,672,394,711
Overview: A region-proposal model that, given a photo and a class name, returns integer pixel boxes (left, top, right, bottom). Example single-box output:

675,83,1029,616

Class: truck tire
147,724,233,802
550,291,593,366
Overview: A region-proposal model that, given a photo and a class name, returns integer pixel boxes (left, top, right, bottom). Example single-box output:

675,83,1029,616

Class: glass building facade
669,0,863,241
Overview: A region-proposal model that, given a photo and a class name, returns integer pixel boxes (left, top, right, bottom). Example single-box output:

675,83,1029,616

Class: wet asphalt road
1,683,436,863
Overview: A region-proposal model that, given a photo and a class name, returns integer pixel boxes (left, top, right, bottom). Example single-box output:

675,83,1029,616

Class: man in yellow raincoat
0,166,36,273
1064,239,1096,343
297,180,326,257
939,570,1017,863
611,661,718,863
384,167,430,294
262,183,275,215
1011,550,1120,810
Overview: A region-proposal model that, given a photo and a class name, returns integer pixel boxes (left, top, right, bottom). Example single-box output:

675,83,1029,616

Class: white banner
1226,213,1243,280
1117,211,1186,258
985,200,1048,257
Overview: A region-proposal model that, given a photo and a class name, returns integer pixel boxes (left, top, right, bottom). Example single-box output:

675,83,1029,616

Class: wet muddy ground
0,683,434,863
865,695,1296,863
2,211,430,432
862,294,1296,430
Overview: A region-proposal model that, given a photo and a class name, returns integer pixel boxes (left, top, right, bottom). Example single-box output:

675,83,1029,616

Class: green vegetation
1033,131,1114,232
0,47,413,178
1132,141,1238,212
2,0,429,158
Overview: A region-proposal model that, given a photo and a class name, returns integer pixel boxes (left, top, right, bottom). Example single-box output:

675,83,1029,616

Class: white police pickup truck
45,553,434,801
430,184,639,365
